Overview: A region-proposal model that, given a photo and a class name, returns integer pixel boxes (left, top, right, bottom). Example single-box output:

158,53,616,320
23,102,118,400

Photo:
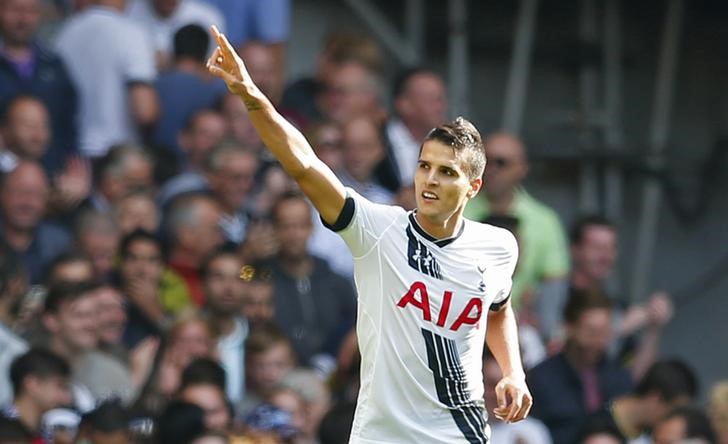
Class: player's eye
418,161,429,169
441,168,456,177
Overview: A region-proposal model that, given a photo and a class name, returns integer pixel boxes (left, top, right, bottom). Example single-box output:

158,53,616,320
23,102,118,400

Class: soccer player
207,26,532,443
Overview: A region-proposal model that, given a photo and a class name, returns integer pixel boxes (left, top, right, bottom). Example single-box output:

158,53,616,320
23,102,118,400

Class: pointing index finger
210,25,234,56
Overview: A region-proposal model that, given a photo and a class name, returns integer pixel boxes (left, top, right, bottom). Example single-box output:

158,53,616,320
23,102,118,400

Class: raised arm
206,26,346,224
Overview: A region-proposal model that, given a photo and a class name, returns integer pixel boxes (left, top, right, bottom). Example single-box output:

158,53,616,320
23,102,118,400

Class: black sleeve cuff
322,196,355,232
489,294,511,312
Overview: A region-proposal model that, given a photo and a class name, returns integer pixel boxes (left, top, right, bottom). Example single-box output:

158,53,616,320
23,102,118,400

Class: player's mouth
422,191,439,201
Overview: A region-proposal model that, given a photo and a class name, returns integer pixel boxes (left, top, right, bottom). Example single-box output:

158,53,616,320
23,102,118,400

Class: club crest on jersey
406,226,442,280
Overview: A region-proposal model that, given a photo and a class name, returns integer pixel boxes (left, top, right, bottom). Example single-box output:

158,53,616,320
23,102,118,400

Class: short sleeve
489,229,519,311
323,188,404,258
121,24,157,83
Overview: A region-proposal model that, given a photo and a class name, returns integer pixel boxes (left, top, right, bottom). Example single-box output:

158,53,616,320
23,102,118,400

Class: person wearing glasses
464,132,569,344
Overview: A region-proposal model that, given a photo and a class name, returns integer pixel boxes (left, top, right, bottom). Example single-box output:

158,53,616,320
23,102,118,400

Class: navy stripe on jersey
489,294,511,312
322,196,355,232
422,329,488,443
406,226,443,280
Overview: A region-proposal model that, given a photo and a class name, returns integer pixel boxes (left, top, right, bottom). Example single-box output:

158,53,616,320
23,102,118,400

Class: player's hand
493,374,532,423
206,25,251,96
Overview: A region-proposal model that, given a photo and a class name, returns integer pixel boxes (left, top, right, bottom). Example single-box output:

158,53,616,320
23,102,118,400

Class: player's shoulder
463,218,518,254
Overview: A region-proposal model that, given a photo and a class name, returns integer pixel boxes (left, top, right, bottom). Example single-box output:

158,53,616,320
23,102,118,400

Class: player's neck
414,210,462,239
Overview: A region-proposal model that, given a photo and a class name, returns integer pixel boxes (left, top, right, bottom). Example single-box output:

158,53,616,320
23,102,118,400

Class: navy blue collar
408,212,464,248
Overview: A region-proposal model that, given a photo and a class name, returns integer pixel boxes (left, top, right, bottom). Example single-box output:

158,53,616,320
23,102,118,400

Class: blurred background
0,0,726,443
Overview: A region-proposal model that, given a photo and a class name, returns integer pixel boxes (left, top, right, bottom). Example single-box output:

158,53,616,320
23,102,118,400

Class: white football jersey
327,189,518,444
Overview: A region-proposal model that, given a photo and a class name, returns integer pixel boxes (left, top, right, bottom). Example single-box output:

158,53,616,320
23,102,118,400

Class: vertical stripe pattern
407,226,443,280
422,329,488,443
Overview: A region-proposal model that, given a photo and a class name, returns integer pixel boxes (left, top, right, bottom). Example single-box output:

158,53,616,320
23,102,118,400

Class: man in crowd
0,161,71,284
5,348,72,440
528,289,633,444
267,193,356,367
0,0,78,165
201,247,249,405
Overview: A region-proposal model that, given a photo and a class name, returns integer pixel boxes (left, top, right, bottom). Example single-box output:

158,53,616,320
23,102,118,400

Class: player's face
415,140,480,225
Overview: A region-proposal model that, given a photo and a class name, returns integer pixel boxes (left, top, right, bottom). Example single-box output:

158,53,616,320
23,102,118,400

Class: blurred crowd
0,0,725,443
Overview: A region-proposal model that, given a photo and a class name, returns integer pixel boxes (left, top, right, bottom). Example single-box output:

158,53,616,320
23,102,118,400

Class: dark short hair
635,359,698,401
423,117,485,180
392,67,437,100
0,243,27,299
10,348,70,397
44,250,93,286
246,323,294,359
80,398,129,434
574,415,626,444
200,245,240,280
173,24,209,62
569,214,615,246
270,191,310,225
180,358,227,392
43,280,100,314
563,288,613,324
156,401,206,444
662,406,716,442
119,229,162,261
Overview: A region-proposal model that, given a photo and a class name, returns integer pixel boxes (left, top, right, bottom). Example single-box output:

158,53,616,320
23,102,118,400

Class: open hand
493,375,533,423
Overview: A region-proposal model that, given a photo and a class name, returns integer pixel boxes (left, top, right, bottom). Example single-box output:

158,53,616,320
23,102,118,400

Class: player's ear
467,177,482,198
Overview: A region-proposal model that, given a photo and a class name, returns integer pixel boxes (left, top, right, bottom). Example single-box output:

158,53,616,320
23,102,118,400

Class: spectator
135,314,216,418
464,132,569,330
5,348,72,440
652,406,716,444
165,194,224,305
205,144,260,246
239,263,275,329
157,110,227,207
266,386,305,441
154,24,226,154
0,161,71,284
74,399,131,444
73,210,120,283
575,416,626,444
338,117,393,204
178,377,231,433
281,30,383,125
483,350,551,444
239,323,295,416
44,251,94,286
243,403,298,443
0,249,29,407
280,369,331,444
117,229,191,347
220,93,264,153
112,191,160,236
267,193,356,366
55,0,158,158
88,144,155,214
40,281,134,407
0,0,78,168
156,400,207,444
240,41,287,109
303,120,354,279
528,289,633,444
381,68,448,190
201,247,249,405
1,97,92,216
709,381,728,444
201,0,290,47
593,359,698,443
126,0,224,69
319,60,385,125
